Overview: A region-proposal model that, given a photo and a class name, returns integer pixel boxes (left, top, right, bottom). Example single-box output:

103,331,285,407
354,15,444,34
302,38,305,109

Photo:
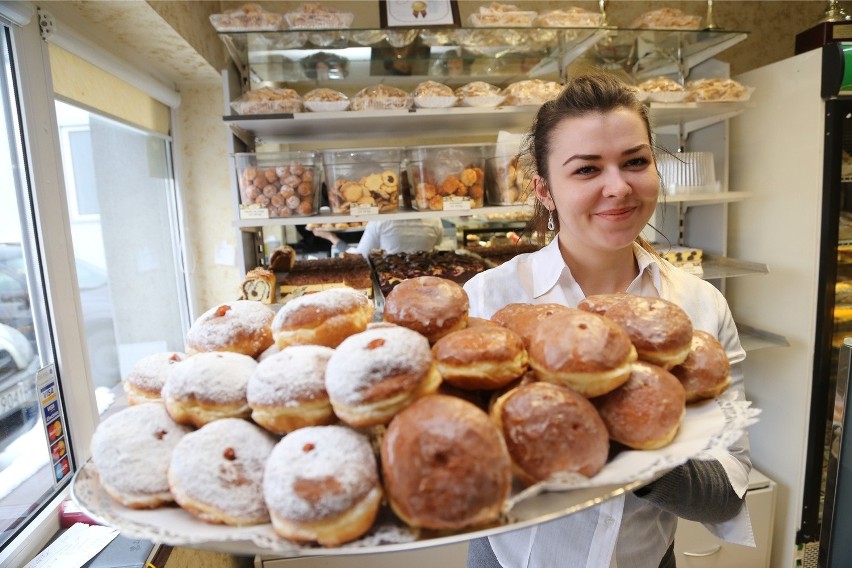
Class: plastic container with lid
235,152,320,219
406,144,486,211
323,147,403,214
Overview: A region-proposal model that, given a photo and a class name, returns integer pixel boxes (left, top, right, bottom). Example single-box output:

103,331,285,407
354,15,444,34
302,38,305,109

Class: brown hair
521,71,659,255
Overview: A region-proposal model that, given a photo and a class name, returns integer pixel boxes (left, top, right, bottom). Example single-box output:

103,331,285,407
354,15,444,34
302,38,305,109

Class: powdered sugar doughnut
168,418,276,525
162,351,256,427
325,324,441,428
247,345,336,434
271,287,373,349
123,351,185,405
186,300,275,358
263,425,382,546
91,403,191,508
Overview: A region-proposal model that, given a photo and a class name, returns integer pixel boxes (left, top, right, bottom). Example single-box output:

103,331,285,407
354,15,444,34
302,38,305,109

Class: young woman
464,72,752,568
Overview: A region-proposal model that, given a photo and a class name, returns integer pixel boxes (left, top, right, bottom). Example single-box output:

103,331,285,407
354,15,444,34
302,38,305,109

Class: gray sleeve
634,458,745,524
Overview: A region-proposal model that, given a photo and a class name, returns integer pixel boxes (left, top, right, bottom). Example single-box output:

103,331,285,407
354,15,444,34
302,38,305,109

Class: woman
464,72,752,568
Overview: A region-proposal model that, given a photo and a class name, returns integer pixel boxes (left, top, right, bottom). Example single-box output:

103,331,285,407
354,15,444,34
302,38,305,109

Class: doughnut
381,394,512,530
161,351,256,428
247,345,336,434
185,300,274,358
603,295,693,369
271,287,373,349
122,351,185,405
491,303,574,347
263,425,383,546
325,324,441,427
594,361,687,450
432,326,528,390
491,382,609,486
577,292,630,316
90,403,192,508
670,330,731,402
382,276,469,344
168,418,276,525
527,309,637,397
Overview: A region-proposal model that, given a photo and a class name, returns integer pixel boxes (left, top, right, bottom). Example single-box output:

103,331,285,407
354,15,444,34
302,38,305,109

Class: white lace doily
71,397,759,557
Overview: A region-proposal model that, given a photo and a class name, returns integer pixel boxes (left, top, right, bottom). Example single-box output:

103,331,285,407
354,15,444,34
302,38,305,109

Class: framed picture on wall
379,0,461,28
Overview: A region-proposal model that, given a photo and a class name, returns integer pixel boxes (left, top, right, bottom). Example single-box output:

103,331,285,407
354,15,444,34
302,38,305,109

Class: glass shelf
219,26,748,91
701,253,769,280
224,102,753,144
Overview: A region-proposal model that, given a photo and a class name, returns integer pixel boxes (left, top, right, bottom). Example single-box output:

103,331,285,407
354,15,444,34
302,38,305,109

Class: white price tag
239,206,270,220
350,205,379,216
442,198,472,211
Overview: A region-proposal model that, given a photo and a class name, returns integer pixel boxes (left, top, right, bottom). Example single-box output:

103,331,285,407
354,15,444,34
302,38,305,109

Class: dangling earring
547,209,555,231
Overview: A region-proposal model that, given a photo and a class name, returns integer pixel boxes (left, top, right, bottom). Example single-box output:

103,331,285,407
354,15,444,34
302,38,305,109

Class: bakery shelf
233,204,534,230
218,26,748,90
737,323,790,352
665,190,753,207
225,104,750,144
700,253,769,280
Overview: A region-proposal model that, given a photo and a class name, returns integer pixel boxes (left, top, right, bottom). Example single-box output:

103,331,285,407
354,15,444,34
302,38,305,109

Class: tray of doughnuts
73,285,758,557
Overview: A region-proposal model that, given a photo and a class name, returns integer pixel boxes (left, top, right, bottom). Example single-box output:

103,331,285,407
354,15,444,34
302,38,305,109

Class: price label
239,206,270,220
350,205,379,216
443,197,472,211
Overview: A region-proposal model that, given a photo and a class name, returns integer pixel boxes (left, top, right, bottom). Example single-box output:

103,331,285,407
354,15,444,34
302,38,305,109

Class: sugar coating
169,418,276,523
186,300,274,351
124,351,186,393
324,326,432,405
263,425,379,522
162,352,257,404
247,345,334,407
272,287,371,328
91,403,192,496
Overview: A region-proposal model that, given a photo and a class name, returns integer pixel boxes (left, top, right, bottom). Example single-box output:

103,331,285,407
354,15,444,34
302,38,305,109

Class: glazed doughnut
325,324,441,427
381,394,512,530
491,382,609,486
491,303,573,347
185,300,274,358
432,326,528,390
161,351,256,428
604,295,693,369
594,361,687,450
168,418,276,525
271,287,373,349
263,425,383,546
90,403,192,508
527,309,637,397
382,276,469,344
670,330,731,402
247,345,336,434
577,292,630,316
123,351,185,405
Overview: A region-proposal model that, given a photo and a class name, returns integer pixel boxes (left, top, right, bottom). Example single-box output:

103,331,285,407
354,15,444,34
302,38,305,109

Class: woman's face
535,108,659,254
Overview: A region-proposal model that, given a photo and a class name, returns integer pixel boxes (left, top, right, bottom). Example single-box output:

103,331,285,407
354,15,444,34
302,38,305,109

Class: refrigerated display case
727,42,852,567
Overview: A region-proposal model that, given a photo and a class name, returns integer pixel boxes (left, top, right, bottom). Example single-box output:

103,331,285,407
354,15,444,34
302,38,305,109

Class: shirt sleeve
355,221,381,256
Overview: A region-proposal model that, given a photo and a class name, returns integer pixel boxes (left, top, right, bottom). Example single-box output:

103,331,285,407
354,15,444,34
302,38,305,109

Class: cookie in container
406,143,486,211
323,147,403,214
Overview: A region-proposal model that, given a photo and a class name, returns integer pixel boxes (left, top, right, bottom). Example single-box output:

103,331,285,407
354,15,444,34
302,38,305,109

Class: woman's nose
602,167,631,197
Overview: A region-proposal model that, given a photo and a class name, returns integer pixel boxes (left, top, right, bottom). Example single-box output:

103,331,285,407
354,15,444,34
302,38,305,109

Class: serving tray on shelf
71,396,757,557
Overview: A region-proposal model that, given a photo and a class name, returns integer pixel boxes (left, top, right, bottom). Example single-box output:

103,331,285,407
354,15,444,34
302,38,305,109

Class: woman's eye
574,165,598,175
624,157,650,168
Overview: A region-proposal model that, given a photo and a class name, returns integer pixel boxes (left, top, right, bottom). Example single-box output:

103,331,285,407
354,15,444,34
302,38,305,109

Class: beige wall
174,0,841,315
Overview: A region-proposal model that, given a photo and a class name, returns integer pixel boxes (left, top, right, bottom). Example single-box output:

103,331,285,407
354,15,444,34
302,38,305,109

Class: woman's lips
596,206,635,220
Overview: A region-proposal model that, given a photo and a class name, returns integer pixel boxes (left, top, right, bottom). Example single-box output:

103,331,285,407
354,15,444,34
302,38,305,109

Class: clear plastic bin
485,154,534,205
406,144,486,211
323,148,403,214
235,152,320,218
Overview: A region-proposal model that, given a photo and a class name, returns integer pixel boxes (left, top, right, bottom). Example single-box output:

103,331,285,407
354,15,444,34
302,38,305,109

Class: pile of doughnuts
93,279,732,547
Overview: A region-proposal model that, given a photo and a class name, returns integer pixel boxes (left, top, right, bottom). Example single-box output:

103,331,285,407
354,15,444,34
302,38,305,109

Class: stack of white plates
657,151,719,195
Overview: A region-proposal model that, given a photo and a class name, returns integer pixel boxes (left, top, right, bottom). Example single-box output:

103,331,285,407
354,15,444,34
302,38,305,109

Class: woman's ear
533,176,553,209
